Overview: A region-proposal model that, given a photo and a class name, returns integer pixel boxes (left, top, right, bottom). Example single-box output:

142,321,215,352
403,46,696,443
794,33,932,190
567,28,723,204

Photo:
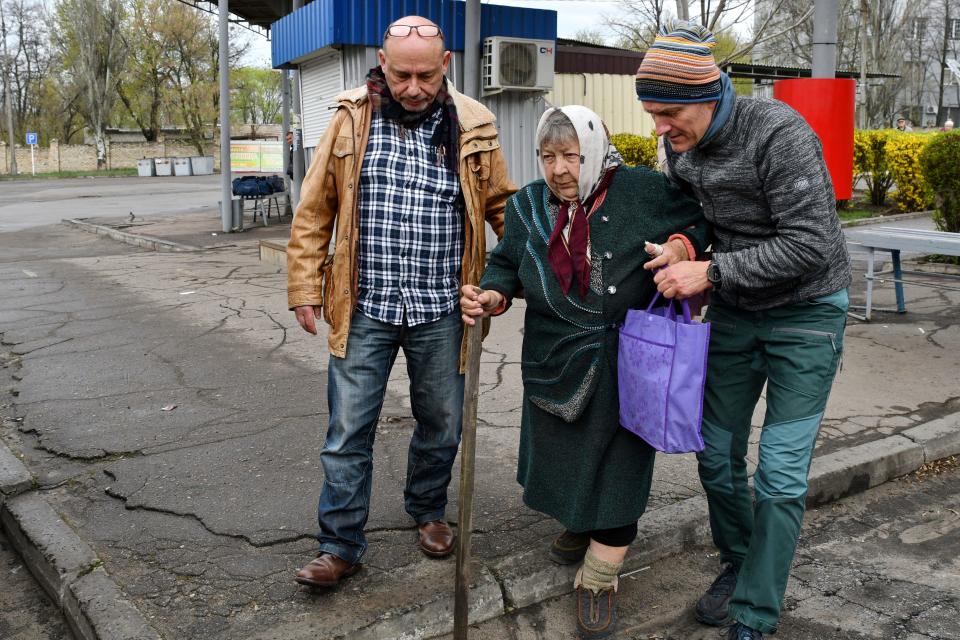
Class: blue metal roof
271,0,557,68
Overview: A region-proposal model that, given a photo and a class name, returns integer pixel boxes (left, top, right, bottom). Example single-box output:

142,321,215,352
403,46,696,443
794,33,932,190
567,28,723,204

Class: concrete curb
259,240,287,269
904,261,960,276
338,563,504,640
0,441,161,640
2,408,959,640
0,440,33,502
841,210,931,228
464,411,960,639
62,218,202,252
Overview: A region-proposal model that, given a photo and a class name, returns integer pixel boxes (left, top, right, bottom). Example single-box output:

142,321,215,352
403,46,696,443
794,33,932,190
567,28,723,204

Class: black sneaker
724,622,763,640
695,562,738,626
549,530,590,565
575,585,617,639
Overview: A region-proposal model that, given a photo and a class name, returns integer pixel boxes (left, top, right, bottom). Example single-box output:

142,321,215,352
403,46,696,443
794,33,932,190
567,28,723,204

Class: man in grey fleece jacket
636,21,851,640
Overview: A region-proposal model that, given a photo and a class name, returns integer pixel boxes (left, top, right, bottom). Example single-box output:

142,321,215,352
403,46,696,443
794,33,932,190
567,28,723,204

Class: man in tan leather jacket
288,15,515,589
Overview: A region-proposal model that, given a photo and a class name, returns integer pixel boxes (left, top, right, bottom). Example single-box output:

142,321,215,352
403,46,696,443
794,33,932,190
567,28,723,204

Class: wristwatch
706,261,722,290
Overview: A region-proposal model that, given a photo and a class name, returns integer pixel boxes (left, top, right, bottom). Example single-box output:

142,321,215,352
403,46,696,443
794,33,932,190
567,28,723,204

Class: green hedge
610,133,658,169
886,133,934,213
612,129,951,218
853,129,895,206
920,131,960,233
852,129,940,213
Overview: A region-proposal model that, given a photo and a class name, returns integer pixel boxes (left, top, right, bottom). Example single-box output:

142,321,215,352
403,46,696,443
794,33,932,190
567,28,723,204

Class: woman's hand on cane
461,285,503,326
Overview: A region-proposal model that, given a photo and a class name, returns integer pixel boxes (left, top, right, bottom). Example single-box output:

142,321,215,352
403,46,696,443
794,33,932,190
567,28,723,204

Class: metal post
811,0,838,78
281,68,293,215
454,6,482,639
463,0,481,98
218,0,232,232
30,142,34,175
290,0,304,212
282,71,291,181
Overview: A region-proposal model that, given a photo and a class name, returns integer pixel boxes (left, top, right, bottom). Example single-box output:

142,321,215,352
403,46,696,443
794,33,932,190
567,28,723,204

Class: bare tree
756,0,927,128
160,2,246,155
2,1,50,137
606,0,810,64
0,2,17,173
607,0,669,51
115,0,166,141
231,66,281,137
755,0,861,68
572,28,608,46
933,0,960,125
53,0,127,168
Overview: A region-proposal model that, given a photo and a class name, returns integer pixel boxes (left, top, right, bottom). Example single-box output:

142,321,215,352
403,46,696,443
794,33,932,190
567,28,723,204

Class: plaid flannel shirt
356,108,464,326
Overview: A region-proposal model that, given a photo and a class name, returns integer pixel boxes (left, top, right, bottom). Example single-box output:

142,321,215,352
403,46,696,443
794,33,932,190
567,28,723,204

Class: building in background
547,39,653,137
270,0,557,189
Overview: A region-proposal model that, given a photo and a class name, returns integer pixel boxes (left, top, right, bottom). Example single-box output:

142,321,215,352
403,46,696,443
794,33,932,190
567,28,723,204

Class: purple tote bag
618,293,710,453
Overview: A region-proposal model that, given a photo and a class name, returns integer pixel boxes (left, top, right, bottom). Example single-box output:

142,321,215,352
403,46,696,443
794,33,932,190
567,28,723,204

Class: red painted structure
773,78,855,201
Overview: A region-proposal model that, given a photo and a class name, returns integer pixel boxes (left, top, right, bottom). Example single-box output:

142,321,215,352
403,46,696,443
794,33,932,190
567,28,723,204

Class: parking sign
26,132,38,145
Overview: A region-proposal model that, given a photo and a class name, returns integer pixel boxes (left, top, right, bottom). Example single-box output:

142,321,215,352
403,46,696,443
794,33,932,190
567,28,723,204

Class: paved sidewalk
65,205,292,252
1,212,959,639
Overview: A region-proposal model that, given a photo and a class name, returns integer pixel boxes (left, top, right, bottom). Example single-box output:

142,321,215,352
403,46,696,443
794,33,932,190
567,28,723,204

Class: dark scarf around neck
366,65,460,174
547,166,619,298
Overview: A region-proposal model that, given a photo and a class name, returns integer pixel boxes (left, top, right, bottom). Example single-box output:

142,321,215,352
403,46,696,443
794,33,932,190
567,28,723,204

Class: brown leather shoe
294,553,361,588
418,520,455,558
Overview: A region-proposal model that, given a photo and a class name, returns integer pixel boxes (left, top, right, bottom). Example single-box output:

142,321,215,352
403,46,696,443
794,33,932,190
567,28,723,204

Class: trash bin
155,157,173,176
136,158,155,177
190,156,214,175
231,198,244,231
173,157,193,176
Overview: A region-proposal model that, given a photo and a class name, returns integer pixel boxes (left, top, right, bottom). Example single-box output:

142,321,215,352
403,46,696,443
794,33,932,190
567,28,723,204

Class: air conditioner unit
483,36,555,92
926,105,938,114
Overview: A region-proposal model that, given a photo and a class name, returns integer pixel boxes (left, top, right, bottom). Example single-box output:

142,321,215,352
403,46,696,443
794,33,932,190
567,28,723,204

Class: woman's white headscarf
535,105,622,203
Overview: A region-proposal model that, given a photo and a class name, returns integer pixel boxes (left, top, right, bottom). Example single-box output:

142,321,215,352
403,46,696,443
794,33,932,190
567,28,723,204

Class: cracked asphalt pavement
447,458,960,640
1,177,959,638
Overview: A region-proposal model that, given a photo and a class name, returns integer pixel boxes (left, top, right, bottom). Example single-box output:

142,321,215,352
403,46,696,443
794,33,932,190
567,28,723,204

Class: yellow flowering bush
852,129,896,206
886,133,933,212
920,131,960,233
610,133,658,170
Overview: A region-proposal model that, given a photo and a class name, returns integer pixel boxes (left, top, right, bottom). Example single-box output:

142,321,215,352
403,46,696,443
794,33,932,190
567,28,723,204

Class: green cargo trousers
698,290,848,634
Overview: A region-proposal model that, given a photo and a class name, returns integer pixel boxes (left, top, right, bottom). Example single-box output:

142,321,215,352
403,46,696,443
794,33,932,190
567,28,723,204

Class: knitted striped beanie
635,20,722,103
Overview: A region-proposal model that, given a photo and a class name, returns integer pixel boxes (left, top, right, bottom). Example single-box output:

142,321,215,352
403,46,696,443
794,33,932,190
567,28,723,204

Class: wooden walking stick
454,320,483,639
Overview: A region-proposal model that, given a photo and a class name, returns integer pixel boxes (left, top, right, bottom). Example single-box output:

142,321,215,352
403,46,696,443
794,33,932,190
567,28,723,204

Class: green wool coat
480,166,708,532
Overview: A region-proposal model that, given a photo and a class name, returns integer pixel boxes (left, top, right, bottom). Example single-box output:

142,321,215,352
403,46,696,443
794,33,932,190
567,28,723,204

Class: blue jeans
317,311,465,564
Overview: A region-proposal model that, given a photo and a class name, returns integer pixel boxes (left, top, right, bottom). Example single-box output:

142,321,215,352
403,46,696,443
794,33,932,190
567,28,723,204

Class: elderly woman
461,106,708,639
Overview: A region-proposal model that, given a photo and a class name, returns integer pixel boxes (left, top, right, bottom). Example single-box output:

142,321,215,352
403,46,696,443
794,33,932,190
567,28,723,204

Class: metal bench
844,226,960,320
238,190,290,227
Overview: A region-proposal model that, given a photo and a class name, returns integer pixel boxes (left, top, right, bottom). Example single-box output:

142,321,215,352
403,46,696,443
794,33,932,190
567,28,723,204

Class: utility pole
218,0,231,232
859,0,869,128
281,68,292,215
0,4,18,175
290,0,304,213
812,0,839,78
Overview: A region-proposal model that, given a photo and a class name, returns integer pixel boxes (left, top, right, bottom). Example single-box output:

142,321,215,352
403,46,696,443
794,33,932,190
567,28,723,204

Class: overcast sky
242,0,633,67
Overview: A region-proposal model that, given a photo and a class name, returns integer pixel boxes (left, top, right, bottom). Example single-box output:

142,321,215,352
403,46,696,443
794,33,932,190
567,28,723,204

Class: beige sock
575,548,622,594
